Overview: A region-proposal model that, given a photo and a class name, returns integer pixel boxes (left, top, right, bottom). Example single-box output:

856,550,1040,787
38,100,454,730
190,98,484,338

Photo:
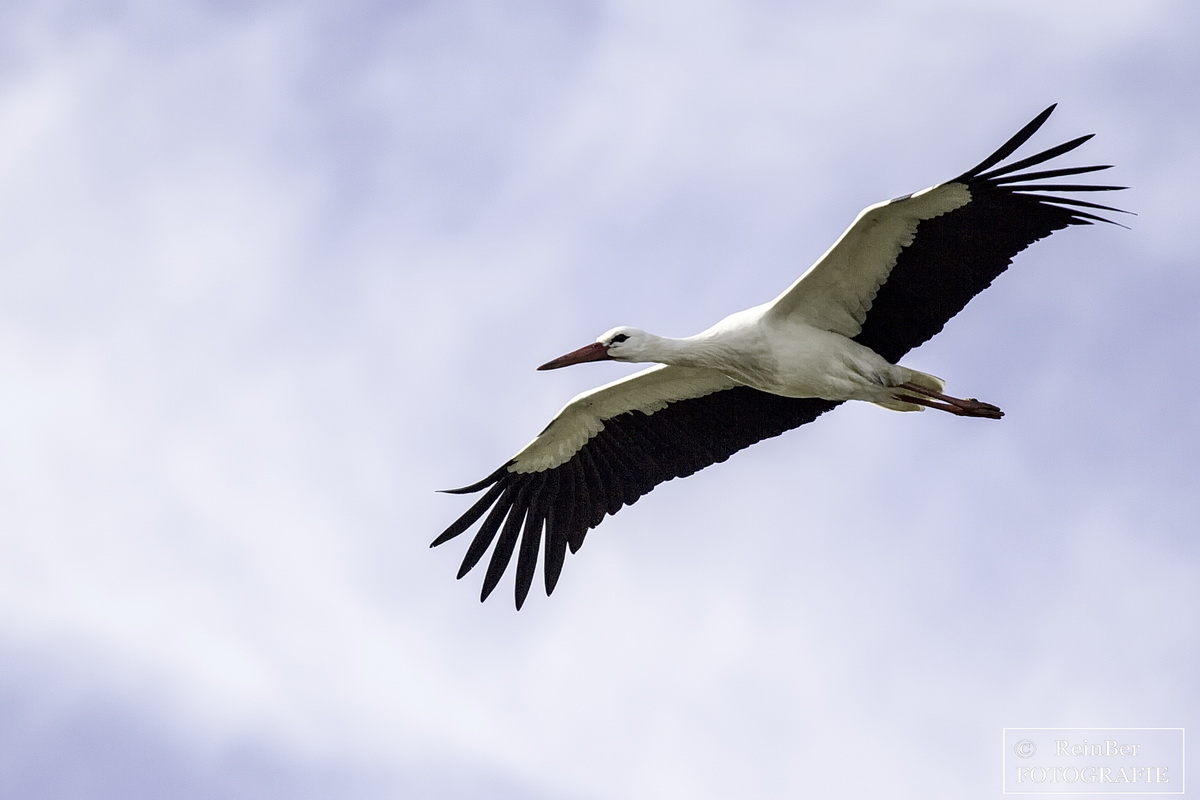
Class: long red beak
537,341,612,371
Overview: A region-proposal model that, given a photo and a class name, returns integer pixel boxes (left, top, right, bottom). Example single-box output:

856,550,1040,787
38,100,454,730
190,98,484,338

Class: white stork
433,104,1126,609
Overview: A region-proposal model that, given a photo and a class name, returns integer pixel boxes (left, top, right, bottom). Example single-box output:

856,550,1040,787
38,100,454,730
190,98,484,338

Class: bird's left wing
766,104,1126,358
433,365,840,608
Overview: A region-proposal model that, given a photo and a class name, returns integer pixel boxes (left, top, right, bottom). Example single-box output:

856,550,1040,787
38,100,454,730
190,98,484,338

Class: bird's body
433,105,1126,608
579,317,936,406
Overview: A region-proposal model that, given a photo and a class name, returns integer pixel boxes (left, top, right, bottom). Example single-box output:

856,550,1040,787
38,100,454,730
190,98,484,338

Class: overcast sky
1,2,1198,798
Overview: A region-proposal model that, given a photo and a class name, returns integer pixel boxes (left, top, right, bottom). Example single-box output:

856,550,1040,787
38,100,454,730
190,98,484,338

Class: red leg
896,382,1004,419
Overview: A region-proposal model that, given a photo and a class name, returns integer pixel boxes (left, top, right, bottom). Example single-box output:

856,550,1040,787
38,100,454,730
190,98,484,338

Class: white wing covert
510,365,740,473
765,183,972,336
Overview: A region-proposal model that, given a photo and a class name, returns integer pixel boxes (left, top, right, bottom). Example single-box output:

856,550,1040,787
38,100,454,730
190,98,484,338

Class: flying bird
433,104,1126,609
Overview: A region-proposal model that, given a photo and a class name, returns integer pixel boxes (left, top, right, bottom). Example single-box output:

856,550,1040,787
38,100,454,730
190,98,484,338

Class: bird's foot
952,398,1004,419
896,382,1004,420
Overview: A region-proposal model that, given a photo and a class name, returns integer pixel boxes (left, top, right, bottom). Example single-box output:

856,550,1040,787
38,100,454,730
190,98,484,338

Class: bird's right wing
432,364,840,609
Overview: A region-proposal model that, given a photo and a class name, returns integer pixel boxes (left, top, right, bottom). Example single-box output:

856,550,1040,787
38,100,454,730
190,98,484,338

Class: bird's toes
962,398,1004,419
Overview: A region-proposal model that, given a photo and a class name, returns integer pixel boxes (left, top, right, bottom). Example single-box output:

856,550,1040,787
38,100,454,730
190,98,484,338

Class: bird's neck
637,331,741,371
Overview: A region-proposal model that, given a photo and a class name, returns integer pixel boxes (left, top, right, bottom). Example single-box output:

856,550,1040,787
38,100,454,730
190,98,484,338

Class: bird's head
537,326,648,370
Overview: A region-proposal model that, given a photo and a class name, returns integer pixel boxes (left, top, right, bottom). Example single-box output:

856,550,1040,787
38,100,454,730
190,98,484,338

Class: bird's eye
609,333,629,344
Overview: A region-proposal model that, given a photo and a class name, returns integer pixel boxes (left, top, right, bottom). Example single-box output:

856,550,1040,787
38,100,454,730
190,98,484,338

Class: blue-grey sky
2,2,1198,798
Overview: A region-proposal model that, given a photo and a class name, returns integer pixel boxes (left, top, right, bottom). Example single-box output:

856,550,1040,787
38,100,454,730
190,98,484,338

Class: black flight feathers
433,104,1127,609
434,391,840,609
